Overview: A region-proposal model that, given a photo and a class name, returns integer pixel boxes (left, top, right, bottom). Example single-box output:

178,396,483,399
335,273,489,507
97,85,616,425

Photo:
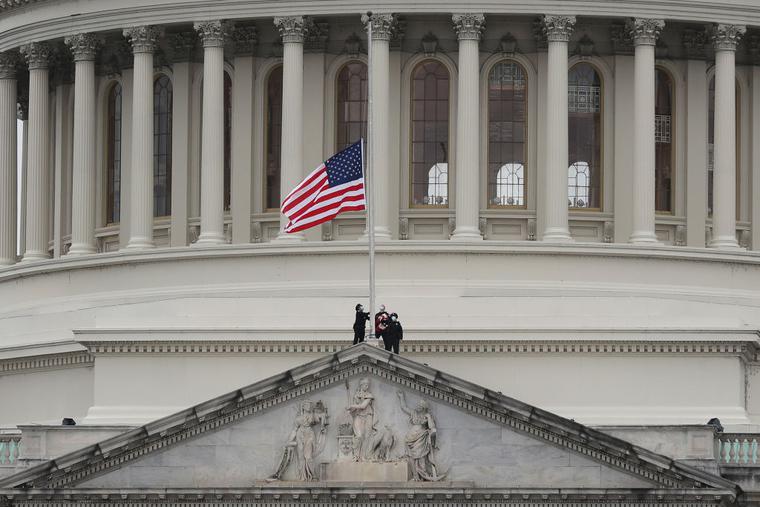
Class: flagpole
366,11,376,341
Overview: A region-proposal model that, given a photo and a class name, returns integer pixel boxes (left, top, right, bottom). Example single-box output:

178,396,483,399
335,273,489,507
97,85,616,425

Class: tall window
487,61,527,207
153,74,173,217
336,61,367,150
106,82,122,224
265,66,283,210
410,60,449,207
655,68,674,213
707,76,740,216
568,63,602,209
223,72,232,211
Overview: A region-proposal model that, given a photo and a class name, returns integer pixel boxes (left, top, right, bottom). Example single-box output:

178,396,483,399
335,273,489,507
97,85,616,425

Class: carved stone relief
269,400,329,481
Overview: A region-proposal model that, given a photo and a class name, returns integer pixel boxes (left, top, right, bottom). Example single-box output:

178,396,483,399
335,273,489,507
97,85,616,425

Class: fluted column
451,13,485,241
363,13,395,240
541,15,575,242
710,24,745,249
19,42,51,262
65,33,99,255
628,18,664,244
194,20,230,245
0,52,17,265
273,16,308,241
123,26,161,250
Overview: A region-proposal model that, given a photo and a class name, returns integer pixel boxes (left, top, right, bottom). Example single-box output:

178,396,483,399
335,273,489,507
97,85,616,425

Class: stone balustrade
717,434,760,466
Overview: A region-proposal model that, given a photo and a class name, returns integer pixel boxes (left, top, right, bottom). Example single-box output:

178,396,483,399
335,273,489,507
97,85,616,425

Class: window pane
265,66,283,210
106,83,122,224
568,63,601,209
410,60,449,206
655,68,673,213
153,75,173,217
224,72,232,211
336,61,368,151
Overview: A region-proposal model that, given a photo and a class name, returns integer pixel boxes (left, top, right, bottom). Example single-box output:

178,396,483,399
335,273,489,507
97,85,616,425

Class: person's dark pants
384,338,399,354
353,329,364,344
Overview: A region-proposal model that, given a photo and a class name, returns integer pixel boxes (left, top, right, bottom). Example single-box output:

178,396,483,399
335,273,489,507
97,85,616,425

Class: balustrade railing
0,431,21,466
717,434,760,465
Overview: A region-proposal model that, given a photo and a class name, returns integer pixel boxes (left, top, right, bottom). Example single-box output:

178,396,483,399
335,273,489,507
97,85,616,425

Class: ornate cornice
452,13,486,41
0,351,93,376
713,23,746,51
123,25,162,54
274,16,308,45
628,18,665,46
542,15,576,43
0,51,18,79
231,25,257,56
64,33,100,62
194,20,231,48
362,13,397,42
19,42,50,70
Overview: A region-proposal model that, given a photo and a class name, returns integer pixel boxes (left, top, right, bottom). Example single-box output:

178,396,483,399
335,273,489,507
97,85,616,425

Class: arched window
336,61,367,150
568,63,602,209
488,61,527,207
265,66,283,210
106,82,122,224
707,76,740,216
223,72,232,211
153,74,173,217
655,68,674,213
410,60,449,207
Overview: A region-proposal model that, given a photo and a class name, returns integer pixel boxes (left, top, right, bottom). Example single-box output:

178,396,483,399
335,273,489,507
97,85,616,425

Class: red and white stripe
281,164,366,233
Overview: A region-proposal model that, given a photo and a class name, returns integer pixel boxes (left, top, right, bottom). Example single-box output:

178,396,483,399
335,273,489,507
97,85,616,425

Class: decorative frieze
542,15,576,43
123,25,162,54
712,23,746,52
627,18,665,46
0,51,17,79
274,16,308,44
194,20,231,48
452,13,485,41
362,13,397,42
64,33,100,61
19,42,51,70
232,25,258,56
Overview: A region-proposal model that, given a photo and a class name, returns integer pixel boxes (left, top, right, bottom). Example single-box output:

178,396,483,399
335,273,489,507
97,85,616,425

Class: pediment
0,344,738,501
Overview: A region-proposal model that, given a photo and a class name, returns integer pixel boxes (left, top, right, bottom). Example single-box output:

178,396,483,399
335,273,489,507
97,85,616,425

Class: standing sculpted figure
269,400,328,481
347,378,375,459
396,391,444,481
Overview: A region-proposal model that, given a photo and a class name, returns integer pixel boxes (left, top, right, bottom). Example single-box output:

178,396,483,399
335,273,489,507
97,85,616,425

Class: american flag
281,140,366,233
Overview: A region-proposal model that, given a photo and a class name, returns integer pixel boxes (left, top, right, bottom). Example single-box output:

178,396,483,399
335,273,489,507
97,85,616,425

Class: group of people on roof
353,303,403,354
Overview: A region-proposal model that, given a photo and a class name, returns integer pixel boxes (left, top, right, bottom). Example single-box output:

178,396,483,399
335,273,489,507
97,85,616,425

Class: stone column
273,16,307,241
123,26,161,250
65,33,99,255
451,13,485,241
194,20,230,245
0,52,17,265
19,42,51,262
709,24,746,249
627,18,664,244
363,13,396,240
541,15,575,242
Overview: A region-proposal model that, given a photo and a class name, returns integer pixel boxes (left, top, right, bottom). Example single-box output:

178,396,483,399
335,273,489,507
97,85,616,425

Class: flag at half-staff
281,140,366,233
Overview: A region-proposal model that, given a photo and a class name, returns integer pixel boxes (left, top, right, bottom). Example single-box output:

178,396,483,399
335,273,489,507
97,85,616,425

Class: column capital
712,24,746,52
274,16,308,44
627,18,665,46
361,13,397,41
452,13,485,41
0,51,17,79
123,25,162,54
19,42,51,70
64,33,101,62
232,25,258,56
542,15,576,43
194,20,232,48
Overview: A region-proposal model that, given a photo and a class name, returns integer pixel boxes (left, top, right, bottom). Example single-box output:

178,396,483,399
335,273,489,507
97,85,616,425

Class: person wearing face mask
353,304,370,344
374,304,389,341
384,313,403,354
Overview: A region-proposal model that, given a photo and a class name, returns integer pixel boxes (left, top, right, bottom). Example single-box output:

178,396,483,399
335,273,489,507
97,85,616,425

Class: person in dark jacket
374,304,389,341
384,312,403,354
353,304,370,344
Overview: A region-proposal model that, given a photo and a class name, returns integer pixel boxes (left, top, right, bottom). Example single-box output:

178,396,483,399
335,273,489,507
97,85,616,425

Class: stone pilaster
0,52,17,265
273,16,308,241
451,13,485,241
628,18,664,245
541,15,575,242
65,33,100,255
19,42,51,261
194,20,231,245
123,25,161,249
709,24,746,249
